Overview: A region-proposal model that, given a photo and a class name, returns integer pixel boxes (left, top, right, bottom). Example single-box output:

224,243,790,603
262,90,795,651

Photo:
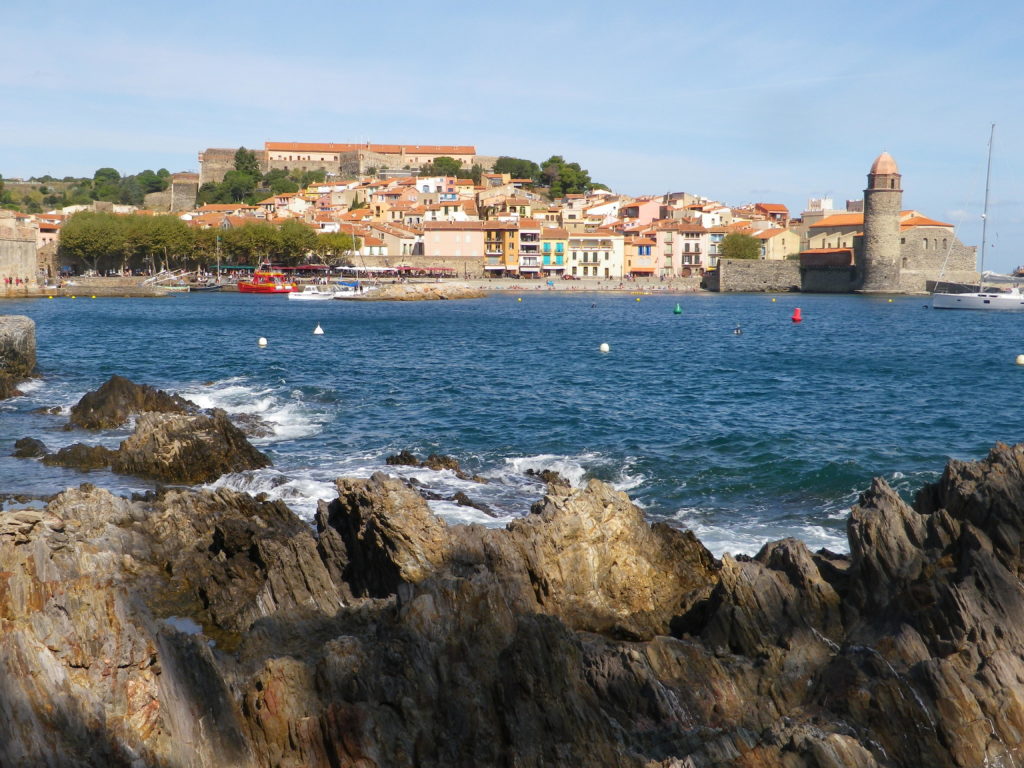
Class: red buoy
791,307,802,323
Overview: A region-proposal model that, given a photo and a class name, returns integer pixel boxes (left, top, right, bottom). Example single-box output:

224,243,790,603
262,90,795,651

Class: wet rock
12,436,48,458
0,315,35,399
41,442,116,471
111,409,271,484
67,374,197,430
450,490,494,515
384,449,482,481
11,445,1024,765
31,405,63,415
385,449,420,467
228,412,275,439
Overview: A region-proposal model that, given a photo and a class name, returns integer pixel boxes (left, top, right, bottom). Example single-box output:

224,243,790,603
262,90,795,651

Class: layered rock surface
0,314,36,398
6,445,1024,765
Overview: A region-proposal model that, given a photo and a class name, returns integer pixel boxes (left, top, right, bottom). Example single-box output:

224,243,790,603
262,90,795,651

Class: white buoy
599,342,610,353
313,324,324,335
1016,354,1024,366
258,337,268,347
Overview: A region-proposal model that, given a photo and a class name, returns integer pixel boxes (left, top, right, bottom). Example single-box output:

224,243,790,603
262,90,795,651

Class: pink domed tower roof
870,152,899,175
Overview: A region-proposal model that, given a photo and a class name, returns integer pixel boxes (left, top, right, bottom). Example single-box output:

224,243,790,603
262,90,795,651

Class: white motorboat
288,284,337,301
932,124,1022,310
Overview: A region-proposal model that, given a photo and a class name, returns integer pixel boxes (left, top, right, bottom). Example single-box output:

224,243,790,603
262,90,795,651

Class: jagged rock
28,410,270,484
12,436,48,458
111,410,271,484
10,446,1024,765
228,412,275,439
42,442,116,470
0,315,35,399
385,449,420,467
450,490,494,514
384,449,484,482
67,374,197,429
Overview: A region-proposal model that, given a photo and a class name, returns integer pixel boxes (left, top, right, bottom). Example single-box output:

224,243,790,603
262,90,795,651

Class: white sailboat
932,124,1024,310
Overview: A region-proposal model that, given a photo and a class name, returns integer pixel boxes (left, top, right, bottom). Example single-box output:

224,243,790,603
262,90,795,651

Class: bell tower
860,151,903,292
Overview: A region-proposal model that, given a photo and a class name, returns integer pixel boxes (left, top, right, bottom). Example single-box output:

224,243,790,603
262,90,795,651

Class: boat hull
238,282,297,293
932,291,1024,310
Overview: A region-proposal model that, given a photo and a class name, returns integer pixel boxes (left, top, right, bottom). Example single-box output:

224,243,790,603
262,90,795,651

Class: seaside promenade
0,274,706,299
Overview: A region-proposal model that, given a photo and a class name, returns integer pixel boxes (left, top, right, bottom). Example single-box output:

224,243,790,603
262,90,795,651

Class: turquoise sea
2,290,1022,556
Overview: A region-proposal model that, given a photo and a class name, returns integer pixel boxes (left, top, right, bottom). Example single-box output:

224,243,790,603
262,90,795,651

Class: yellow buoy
1016,355,1024,366
888,298,893,303
635,297,640,302
771,298,776,302
91,295,96,299
47,296,53,299
517,297,522,302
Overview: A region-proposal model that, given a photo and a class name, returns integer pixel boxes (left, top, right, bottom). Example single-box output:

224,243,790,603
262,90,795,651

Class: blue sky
3,0,1023,270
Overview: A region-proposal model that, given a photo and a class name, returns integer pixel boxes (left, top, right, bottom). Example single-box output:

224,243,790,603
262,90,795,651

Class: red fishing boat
237,266,298,294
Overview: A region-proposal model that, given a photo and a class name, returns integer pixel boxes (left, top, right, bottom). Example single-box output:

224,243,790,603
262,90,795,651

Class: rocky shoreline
6,370,1024,765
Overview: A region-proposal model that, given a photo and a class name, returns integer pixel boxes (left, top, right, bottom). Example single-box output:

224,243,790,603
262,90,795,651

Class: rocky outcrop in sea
6,438,1024,765
0,314,35,398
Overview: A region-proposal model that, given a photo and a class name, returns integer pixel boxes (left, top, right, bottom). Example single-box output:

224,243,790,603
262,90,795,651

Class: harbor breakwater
5,370,1024,765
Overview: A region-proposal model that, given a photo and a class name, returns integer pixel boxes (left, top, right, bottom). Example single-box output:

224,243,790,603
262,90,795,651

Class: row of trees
196,148,330,206
58,211,359,275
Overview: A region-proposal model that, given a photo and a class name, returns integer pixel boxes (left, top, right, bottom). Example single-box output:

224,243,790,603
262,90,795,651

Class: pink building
422,222,486,260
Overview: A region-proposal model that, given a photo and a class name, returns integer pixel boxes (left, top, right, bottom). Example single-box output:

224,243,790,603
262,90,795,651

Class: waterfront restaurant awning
629,267,655,274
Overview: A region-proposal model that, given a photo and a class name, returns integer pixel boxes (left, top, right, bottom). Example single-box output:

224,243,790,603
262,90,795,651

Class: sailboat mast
979,123,995,284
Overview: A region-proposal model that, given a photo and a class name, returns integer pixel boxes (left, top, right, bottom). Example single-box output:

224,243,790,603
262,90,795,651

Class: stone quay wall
703,259,801,292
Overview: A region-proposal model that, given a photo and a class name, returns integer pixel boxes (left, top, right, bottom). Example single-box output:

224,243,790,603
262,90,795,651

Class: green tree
720,233,761,260
275,219,316,265
234,147,262,177
220,170,258,203
58,211,123,273
419,156,463,177
541,156,601,198
223,222,280,265
313,232,360,265
493,156,540,182
92,167,122,202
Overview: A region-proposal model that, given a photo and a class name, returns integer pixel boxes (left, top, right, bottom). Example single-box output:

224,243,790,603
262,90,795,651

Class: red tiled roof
809,213,864,228
265,142,476,155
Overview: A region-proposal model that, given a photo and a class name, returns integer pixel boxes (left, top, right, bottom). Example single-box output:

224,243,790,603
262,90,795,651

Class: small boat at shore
288,284,337,301
238,267,297,294
333,281,378,299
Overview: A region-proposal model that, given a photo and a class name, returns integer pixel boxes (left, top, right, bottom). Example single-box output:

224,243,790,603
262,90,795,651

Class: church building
799,153,978,293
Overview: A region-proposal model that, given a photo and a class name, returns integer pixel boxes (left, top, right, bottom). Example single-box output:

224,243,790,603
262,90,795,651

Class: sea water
1,290,1021,557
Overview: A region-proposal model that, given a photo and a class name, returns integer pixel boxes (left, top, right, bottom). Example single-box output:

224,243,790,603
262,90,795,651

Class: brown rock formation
35,410,270,483
7,445,1024,765
0,315,36,399
67,374,197,429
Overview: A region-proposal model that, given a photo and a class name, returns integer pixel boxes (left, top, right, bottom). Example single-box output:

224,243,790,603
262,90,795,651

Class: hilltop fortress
199,141,498,185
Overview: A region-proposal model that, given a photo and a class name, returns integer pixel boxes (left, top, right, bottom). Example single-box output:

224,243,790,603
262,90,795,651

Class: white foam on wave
177,378,324,444
670,506,849,558
16,379,45,394
500,453,596,487
206,468,338,522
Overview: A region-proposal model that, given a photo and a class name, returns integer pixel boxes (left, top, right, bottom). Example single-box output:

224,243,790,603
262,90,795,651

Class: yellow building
484,221,519,276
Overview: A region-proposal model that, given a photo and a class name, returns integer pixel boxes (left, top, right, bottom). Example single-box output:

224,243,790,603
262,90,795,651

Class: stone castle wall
703,259,801,292
198,148,249,186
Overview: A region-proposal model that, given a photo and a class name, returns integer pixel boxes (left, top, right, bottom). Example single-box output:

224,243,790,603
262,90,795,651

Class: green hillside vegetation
0,168,172,213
